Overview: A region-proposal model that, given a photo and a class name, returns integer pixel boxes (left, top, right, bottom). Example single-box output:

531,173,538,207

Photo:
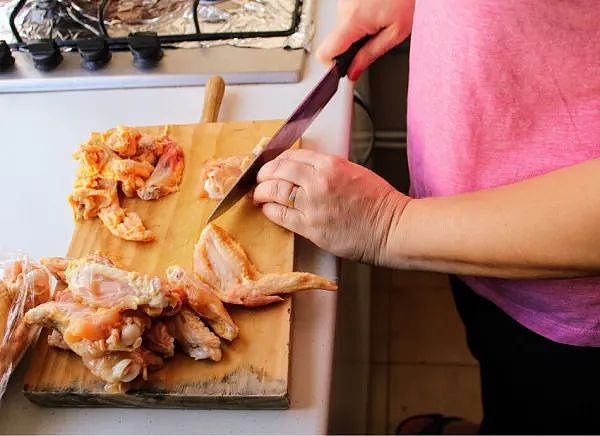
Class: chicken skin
166,265,238,341
193,224,337,307
166,308,222,362
103,158,154,198
133,134,165,166
102,125,141,158
73,136,114,176
41,253,113,283
64,258,172,312
197,155,252,200
68,176,118,221
137,139,184,201
98,204,155,242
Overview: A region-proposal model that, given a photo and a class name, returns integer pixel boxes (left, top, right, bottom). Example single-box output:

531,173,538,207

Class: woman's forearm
384,158,600,278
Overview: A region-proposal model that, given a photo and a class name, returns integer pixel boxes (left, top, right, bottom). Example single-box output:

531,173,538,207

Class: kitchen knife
206,36,370,223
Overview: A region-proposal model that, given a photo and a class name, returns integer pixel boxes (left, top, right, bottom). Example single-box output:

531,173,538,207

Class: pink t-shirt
407,1,600,345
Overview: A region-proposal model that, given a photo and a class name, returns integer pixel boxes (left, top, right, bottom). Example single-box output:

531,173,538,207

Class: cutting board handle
201,75,225,123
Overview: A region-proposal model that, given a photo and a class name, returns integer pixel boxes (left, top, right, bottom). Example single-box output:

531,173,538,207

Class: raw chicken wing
137,139,184,200
193,224,337,307
24,301,148,356
166,265,238,340
82,348,163,392
41,253,113,283
65,258,172,312
143,321,175,358
166,308,221,361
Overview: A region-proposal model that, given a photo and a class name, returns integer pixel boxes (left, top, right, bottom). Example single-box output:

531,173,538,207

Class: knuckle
269,180,281,199
319,155,335,171
270,158,283,174
275,205,288,222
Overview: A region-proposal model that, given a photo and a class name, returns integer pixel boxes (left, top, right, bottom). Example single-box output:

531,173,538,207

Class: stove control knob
78,37,111,71
0,40,15,71
129,32,163,69
28,39,62,71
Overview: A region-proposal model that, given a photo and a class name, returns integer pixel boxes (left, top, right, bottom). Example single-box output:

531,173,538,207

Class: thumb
347,24,409,81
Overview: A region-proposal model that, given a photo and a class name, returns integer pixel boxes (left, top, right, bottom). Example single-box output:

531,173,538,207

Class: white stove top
0,45,306,92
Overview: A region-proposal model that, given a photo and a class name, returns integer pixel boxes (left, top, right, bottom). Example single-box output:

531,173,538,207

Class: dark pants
450,276,600,435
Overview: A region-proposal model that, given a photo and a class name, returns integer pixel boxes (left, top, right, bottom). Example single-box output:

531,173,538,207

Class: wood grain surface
24,119,297,409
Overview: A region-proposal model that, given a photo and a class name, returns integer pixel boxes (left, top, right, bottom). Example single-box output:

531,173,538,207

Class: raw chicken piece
26,298,160,391
197,155,252,200
103,158,154,198
137,139,184,200
72,176,155,242
73,136,114,176
102,125,141,157
40,257,70,282
133,134,166,166
0,260,53,386
106,312,151,351
166,265,238,341
64,258,172,312
69,176,118,220
197,140,266,200
69,126,183,242
143,321,175,358
166,308,221,361
193,224,337,307
81,174,155,242
24,301,148,356
82,348,163,392
41,253,113,283
98,203,155,242
2,260,52,304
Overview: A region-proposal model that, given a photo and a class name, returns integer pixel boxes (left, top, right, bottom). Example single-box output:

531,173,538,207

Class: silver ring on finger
287,184,299,208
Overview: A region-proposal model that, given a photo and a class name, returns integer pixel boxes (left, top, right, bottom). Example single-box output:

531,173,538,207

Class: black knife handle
334,35,371,77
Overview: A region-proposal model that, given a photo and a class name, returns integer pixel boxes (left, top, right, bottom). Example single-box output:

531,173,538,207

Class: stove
0,0,313,92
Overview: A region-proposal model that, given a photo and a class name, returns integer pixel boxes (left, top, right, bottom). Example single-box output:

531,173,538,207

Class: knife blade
206,35,370,223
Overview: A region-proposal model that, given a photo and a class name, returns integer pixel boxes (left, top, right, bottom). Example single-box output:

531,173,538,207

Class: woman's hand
253,149,411,265
317,0,415,81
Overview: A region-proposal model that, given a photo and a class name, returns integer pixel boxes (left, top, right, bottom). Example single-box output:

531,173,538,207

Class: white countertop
0,0,354,433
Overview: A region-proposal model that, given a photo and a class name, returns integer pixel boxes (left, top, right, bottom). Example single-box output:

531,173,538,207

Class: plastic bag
0,254,56,402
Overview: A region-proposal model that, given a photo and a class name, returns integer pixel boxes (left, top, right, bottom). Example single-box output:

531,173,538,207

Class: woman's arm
254,150,600,280
385,158,600,278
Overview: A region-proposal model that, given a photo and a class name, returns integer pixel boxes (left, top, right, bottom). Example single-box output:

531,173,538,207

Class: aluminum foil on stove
2,0,315,50
1,0,97,45
92,0,315,50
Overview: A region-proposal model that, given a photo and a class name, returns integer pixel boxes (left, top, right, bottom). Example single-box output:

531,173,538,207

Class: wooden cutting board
23,119,297,409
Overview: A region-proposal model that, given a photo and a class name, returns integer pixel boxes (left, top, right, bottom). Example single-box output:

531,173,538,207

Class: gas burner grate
6,0,304,49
